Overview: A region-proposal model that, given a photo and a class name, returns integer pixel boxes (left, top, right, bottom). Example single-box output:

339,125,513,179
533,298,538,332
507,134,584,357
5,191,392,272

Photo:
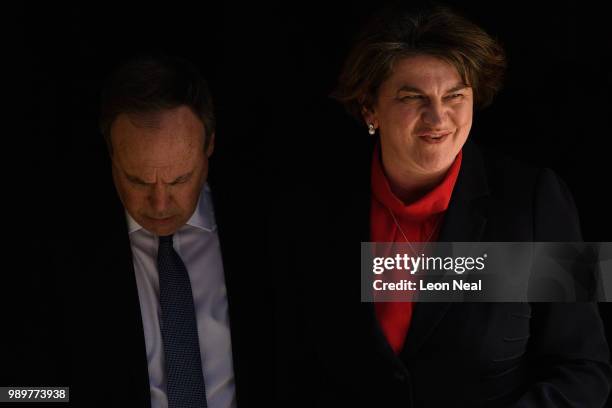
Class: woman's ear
361,106,378,130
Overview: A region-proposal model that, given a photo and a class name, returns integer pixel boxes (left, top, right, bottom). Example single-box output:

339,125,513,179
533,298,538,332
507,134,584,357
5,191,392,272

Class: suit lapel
208,170,256,406
90,186,151,407
437,140,489,242
209,186,241,394
401,140,490,359
360,139,490,361
110,193,152,407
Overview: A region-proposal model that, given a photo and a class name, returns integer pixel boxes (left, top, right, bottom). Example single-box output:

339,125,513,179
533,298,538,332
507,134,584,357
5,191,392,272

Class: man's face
110,106,214,236
364,55,473,174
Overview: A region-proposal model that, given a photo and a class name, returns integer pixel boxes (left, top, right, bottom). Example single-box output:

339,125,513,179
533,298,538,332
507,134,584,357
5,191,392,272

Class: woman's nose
422,101,445,127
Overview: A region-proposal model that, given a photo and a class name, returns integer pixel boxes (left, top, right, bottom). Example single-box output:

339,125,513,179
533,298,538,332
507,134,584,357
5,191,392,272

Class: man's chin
140,217,181,236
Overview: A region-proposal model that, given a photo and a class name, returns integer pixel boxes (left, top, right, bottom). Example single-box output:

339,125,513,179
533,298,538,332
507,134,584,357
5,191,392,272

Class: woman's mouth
418,131,452,144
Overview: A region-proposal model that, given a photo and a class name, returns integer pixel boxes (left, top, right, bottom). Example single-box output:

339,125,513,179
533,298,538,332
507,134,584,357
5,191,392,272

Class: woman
298,3,612,407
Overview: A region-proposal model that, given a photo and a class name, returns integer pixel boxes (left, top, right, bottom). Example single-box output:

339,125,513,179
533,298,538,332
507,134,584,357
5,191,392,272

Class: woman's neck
381,154,450,205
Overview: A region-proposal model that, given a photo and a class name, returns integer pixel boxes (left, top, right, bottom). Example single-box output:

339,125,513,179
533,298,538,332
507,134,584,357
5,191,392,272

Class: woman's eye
446,93,463,99
400,95,423,102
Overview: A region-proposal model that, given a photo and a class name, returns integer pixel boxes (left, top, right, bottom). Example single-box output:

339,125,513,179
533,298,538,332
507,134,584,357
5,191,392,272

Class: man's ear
361,106,378,130
205,132,215,158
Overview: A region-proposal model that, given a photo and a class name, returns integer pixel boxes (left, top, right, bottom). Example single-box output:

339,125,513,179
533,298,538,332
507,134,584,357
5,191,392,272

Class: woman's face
364,55,473,175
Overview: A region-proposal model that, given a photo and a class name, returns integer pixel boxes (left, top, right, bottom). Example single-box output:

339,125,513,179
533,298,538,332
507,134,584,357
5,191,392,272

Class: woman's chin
415,154,455,174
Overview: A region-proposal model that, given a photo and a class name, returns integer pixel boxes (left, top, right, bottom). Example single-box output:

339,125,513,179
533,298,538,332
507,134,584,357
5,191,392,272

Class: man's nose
149,183,171,214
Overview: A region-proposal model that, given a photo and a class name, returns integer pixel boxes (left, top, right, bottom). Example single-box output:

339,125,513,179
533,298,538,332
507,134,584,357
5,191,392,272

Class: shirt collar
126,183,217,235
371,142,463,220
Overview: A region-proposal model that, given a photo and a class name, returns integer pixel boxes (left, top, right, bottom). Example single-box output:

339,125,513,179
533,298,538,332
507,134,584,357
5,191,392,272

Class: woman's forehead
387,56,463,89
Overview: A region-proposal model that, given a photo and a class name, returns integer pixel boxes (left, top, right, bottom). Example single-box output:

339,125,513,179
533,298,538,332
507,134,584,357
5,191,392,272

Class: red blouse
370,144,463,354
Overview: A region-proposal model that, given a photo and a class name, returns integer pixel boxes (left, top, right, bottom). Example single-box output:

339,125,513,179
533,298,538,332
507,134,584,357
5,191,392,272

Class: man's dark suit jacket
4,154,271,407
275,136,612,407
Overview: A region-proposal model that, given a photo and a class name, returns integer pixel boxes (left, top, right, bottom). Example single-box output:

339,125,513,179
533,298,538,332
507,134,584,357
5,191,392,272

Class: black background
7,0,612,401
17,1,612,237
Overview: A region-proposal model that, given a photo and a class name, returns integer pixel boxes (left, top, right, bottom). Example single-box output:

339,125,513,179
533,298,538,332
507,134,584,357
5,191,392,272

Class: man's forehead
127,111,164,129
121,161,196,183
116,134,198,166
113,132,201,183
113,112,202,160
113,119,200,150
117,106,202,130
111,108,204,152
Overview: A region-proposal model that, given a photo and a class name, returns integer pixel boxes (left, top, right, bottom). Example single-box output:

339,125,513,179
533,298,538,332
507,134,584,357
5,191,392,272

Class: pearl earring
368,123,375,135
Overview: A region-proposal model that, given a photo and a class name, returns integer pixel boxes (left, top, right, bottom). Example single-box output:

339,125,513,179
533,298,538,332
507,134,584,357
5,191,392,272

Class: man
64,55,266,407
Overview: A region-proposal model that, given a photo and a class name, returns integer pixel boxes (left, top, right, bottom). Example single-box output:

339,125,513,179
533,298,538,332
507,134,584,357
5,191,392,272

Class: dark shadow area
6,1,612,406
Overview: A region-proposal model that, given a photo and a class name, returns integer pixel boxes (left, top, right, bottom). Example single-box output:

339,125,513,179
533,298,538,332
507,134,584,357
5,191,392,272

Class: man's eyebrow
124,172,148,184
124,171,193,185
396,83,469,94
170,171,193,183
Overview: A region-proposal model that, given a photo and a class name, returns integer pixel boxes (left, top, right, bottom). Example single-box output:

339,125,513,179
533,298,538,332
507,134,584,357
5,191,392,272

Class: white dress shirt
126,183,237,408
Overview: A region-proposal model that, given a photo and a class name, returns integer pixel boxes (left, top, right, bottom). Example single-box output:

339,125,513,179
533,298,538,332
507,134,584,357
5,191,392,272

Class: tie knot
159,234,174,246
